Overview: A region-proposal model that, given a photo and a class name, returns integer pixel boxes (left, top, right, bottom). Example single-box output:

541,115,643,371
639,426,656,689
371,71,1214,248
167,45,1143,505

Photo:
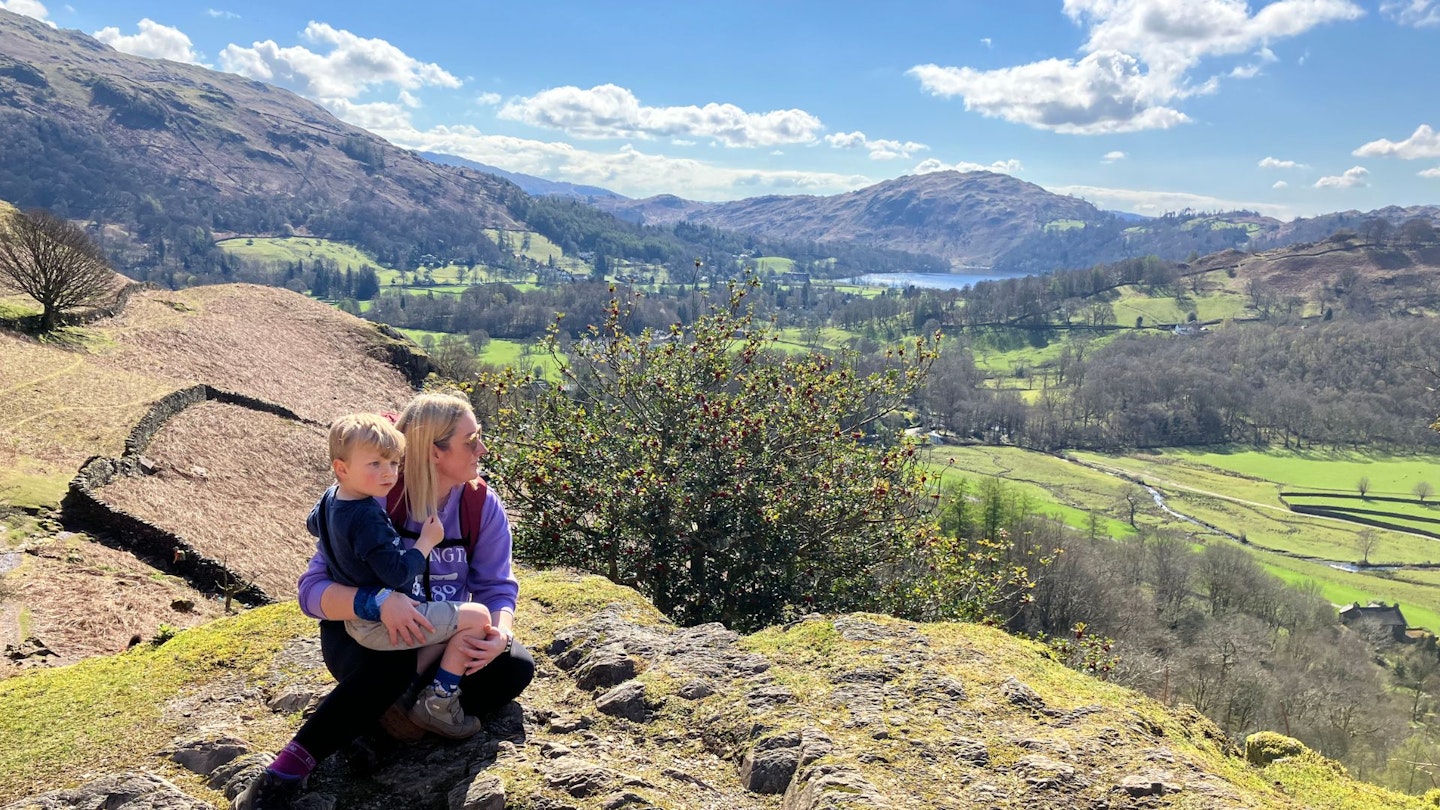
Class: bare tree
0,209,116,332
1356,476,1370,499
1355,529,1380,566
1415,481,1435,504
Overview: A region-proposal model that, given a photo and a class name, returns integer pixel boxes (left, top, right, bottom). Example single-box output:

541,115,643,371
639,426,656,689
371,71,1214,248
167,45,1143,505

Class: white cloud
323,98,415,132
218,22,461,102
1258,156,1308,169
909,51,1191,135
1314,166,1369,188
914,158,1023,175
1272,180,1288,189
497,83,823,148
1381,0,1440,26
824,131,928,160
206,8,239,19
93,19,204,65
1354,124,1440,159
476,92,502,106
344,103,870,200
1102,150,1127,162
0,0,50,23
980,37,993,47
910,0,1362,134
1053,182,1294,217
1419,167,1440,178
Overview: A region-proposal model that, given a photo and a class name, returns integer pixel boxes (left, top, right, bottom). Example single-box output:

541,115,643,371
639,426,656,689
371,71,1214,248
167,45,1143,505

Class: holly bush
474,280,955,631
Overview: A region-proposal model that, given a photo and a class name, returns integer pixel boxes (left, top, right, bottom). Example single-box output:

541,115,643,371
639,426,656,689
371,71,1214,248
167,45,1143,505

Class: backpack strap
387,475,487,555
458,478,488,556
385,479,410,526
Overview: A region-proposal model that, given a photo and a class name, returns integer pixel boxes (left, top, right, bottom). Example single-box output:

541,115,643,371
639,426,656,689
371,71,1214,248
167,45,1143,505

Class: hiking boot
408,687,483,739
232,769,303,810
379,696,426,742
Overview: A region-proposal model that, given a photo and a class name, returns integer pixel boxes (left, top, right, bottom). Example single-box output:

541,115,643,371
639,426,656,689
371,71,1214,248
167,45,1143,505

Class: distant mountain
596,171,1107,268
595,172,1440,273
419,151,625,201
0,9,523,272
1252,205,1440,249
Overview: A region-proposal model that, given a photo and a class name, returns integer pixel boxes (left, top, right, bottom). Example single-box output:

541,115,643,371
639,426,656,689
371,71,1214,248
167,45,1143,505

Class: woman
234,393,535,809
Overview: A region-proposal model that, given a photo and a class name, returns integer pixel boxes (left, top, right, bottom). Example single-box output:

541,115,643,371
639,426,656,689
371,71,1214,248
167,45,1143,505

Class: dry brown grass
93,284,414,422
96,402,332,599
0,282,422,659
1237,242,1440,300
1,535,225,677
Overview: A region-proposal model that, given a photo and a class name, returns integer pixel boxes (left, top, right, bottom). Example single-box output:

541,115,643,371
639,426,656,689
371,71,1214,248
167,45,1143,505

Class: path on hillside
0,357,86,397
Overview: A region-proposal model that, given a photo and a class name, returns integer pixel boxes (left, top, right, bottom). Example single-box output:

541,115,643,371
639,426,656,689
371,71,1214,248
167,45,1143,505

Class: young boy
309,413,492,739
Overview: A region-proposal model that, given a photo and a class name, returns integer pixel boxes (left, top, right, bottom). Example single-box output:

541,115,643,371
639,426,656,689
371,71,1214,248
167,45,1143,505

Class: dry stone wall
62,384,323,607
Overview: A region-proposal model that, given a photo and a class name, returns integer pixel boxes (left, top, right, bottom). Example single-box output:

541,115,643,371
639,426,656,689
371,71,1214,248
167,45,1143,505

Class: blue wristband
354,587,383,621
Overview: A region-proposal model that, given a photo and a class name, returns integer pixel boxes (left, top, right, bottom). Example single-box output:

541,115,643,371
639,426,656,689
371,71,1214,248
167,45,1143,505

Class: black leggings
294,620,535,762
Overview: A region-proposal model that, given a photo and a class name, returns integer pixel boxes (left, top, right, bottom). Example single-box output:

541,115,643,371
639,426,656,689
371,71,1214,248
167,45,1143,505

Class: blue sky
3,0,1439,219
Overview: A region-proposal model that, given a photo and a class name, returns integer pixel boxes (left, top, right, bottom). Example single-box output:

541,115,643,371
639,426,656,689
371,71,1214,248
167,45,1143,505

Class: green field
934,446,1138,539
1055,447,1440,631
216,236,379,269
1166,448,1440,499
1109,283,1253,325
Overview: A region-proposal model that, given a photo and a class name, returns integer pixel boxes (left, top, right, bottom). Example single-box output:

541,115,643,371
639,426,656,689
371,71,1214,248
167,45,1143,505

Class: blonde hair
395,392,474,520
328,413,405,463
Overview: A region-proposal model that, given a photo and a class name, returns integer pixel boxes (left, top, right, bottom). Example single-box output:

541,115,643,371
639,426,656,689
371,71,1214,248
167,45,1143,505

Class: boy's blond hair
328,413,406,463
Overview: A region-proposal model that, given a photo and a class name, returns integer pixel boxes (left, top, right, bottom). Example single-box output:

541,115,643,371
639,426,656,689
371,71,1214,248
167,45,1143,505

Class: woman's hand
458,626,510,675
380,592,435,647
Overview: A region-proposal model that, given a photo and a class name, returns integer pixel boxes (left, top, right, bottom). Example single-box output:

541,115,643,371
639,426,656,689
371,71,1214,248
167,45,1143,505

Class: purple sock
269,740,316,780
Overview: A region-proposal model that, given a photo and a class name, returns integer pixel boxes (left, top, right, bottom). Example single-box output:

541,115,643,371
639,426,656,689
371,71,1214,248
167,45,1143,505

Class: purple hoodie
298,482,519,619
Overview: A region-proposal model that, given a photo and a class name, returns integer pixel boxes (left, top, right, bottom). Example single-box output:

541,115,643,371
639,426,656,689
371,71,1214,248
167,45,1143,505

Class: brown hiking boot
408,687,483,739
379,696,426,742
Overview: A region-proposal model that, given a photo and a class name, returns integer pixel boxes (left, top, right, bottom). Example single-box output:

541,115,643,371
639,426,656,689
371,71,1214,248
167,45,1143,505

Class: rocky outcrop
1,571,1398,809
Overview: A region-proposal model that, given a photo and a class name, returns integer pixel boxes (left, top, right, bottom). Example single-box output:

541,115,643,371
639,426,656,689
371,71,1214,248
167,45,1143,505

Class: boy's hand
416,515,443,553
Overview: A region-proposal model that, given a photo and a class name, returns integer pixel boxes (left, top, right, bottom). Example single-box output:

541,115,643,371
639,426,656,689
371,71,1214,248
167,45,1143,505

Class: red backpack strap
458,479,488,556
385,477,410,526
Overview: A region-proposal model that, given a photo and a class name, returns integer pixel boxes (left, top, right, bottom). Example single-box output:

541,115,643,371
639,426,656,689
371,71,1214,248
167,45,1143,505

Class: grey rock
575,643,639,691
162,733,249,776
545,758,618,798
212,752,273,795
781,763,889,810
547,713,592,733
448,773,505,810
0,771,210,809
746,684,794,711
600,791,655,809
1118,773,1183,797
1013,755,1076,789
267,685,325,714
595,680,649,721
740,731,803,794
677,679,714,700
949,738,989,766
1000,675,1045,711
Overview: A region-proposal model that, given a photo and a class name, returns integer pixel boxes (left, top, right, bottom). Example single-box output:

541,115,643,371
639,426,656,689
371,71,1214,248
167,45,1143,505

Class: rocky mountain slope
0,9,520,252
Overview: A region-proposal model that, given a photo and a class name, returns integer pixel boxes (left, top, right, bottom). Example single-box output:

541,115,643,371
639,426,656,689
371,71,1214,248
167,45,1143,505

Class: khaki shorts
345,600,462,651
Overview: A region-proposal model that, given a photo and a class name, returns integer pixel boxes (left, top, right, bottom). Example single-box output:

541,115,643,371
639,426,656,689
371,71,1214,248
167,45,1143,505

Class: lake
846,271,1034,290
